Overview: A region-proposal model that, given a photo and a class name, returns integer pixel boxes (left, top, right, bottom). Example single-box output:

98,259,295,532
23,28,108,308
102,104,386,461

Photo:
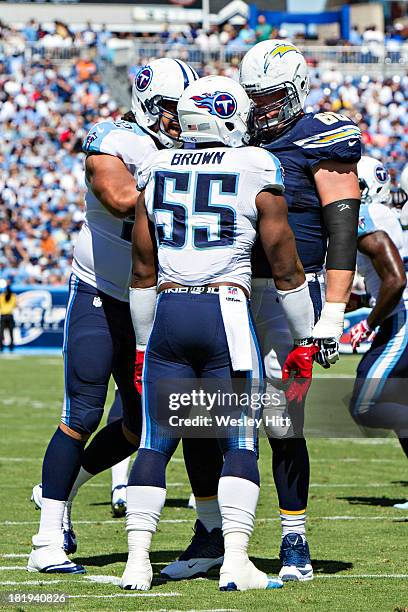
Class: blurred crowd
0,19,407,286
0,21,120,285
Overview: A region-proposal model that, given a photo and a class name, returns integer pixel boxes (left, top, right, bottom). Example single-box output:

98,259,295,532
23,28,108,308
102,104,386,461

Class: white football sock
62,501,73,532
34,498,66,546
121,486,166,590
218,477,272,591
56,467,94,532
68,467,94,502
218,476,259,551
111,457,130,491
224,531,250,563
195,496,222,532
126,485,166,533
280,510,306,538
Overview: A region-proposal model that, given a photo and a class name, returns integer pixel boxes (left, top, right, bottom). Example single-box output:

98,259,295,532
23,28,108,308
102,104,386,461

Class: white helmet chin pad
177,75,253,148
358,155,392,207
131,58,198,148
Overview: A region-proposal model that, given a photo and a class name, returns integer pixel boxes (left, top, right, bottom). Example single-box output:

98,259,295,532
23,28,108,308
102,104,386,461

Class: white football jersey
138,146,284,293
72,119,157,301
394,205,408,268
358,202,408,316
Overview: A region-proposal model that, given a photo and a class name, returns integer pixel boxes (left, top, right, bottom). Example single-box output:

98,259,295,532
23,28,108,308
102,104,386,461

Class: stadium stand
0,18,407,285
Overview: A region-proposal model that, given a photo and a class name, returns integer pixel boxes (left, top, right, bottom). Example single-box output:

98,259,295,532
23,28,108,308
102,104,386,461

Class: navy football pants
350,310,408,433
140,291,264,459
61,275,141,437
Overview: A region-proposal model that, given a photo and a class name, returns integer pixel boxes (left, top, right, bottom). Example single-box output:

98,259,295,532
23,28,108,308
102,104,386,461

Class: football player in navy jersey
163,41,361,583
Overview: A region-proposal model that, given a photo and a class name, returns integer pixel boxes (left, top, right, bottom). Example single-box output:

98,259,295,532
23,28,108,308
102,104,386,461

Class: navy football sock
82,418,138,475
107,390,123,424
269,437,309,512
42,428,85,501
182,437,223,497
221,448,259,486
128,448,169,488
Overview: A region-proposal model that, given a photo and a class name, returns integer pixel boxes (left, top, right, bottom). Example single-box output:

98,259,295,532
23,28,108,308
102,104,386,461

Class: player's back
139,146,283,293
358,202,408,315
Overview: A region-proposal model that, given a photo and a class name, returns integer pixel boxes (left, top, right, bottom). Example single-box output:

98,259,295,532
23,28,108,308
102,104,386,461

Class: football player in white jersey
392,163,408,260
349,156,408,478
163,40,361,584
122,75,318,592
27,58,198,574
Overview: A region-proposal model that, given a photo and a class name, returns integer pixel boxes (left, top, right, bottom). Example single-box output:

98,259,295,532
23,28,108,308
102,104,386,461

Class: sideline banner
2,285,68,349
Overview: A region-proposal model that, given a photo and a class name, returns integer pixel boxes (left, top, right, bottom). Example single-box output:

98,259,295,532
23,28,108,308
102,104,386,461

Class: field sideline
0,354,407,611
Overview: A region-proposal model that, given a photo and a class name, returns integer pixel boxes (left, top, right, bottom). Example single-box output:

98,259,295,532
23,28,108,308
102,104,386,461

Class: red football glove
349,319,375,351
134,348,145,396
282,344,319,404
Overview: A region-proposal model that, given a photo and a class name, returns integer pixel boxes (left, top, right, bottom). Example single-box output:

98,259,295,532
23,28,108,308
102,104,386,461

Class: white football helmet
239,40,310,141
177,75,253,148
357,156,391,206
132,58,198,148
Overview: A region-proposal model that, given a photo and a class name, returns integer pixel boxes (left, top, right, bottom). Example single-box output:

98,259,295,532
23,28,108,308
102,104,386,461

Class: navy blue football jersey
252,111,361,276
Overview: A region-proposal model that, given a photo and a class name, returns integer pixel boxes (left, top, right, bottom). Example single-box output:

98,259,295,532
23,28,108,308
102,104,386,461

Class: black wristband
322,198,360,271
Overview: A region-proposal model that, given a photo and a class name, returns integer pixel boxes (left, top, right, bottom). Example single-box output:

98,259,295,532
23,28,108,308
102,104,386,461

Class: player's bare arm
256,190,305,291
131,190,157,289
358,230,406,329
85,153,138,218
313,160,361,304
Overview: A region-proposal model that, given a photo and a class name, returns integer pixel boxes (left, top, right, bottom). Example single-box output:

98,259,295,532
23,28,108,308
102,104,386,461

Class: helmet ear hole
225,122,235,132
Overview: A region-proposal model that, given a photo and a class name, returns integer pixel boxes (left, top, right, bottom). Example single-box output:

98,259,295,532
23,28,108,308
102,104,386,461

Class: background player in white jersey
164,41,361,584
349,156,408,482
27,58,198,574
122,75,318,592
392,163,408,261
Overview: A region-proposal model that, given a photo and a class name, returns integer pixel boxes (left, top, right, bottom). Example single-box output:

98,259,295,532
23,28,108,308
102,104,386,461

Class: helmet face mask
146,96,181,145
250,81,302,142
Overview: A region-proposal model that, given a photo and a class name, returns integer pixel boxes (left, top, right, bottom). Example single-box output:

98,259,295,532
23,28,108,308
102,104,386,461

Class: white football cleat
27,536,85,574
393,500,408,510
219,558,283,591
120,559,153,590
30,484,77,555
161,520,223,580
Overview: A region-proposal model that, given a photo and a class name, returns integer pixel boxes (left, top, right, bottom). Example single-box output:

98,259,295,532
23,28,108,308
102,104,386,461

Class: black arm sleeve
322,198,360,271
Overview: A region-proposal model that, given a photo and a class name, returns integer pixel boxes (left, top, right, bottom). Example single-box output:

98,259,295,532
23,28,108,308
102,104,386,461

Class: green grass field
1,354,408,611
